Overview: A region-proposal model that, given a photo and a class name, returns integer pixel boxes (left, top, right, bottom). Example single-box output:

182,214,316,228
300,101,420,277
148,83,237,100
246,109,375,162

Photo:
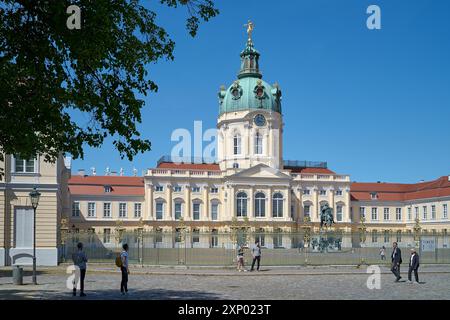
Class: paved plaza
0,264,450,300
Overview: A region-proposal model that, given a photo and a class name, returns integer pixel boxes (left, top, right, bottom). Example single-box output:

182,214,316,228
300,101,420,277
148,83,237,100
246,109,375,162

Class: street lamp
29,187,41,285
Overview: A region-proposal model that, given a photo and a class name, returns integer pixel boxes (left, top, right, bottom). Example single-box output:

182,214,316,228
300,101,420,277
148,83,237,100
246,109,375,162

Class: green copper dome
218,39,282,115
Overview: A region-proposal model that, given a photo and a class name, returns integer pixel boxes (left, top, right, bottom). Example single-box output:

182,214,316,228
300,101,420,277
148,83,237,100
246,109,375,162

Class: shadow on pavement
0,288,223,300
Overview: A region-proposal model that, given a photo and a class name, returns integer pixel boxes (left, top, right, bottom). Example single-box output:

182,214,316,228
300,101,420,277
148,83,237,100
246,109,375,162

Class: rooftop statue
244,20,254,40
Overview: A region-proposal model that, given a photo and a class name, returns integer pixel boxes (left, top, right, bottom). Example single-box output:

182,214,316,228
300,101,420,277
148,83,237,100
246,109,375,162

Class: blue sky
71,0,450,183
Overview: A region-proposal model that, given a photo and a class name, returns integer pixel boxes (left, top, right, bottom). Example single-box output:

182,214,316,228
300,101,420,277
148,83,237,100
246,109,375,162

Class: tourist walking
380,246,386,261
250,240,262,271
72,242,88,297
407,248,420,284
120,243,130,295
391,242,402,282
236,243,247,272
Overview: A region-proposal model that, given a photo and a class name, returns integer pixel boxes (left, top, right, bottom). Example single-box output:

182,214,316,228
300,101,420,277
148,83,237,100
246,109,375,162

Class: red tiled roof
157,162,220,171
351,176,450,201
69,176,144,196
287,167,336,174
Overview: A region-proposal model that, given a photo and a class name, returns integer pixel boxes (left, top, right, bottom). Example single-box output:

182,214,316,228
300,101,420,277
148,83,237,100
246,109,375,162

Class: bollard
12,265,24,285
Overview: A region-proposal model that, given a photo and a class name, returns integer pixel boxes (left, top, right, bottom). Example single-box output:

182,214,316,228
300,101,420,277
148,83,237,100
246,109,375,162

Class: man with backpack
116,243,130,295
72,242,88,297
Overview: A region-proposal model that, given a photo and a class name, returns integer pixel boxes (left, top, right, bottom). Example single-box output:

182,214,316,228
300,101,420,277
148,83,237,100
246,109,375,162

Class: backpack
115,253,122,268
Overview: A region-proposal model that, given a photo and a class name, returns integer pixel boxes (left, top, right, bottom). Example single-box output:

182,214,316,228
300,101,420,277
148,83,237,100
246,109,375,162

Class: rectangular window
88,202,96,217
119,203,127,218
174,202,182,220
134,203,142,218
414,207,419,220
423,206,428,220
254,133,263,155
396,208,402,221
14,208,34,248
210,187,219,194
255,234,265,247
211,230,219,248
431,205,436,220
211,203,218,221
408,207,412,221
303,189,310,195
173,186,182,192
384,230,390,243
72,202,80,217
371,207,378,221
192,187,200,193
319,190,326,196
383,208,390,221
103,228,111,243
233,135,241,155
336,205,343,222
104,185,112,193
444,204,448,219
155,186,164,192
304,205,310,217
156,202,164,220
273,234,283,248
14,156,36,173
360,207,366,218
371,193,378,200
103,203,111,218
192,230,200,243
335,190,343,196
371,230,378,243
396,231,402,243
193,203,200,220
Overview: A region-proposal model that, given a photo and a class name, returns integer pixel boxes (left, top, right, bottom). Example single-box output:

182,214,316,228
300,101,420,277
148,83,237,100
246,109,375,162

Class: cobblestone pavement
0,264,449,300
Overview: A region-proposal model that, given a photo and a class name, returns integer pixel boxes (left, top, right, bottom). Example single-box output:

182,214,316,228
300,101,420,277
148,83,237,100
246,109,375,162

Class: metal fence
60,231,450,266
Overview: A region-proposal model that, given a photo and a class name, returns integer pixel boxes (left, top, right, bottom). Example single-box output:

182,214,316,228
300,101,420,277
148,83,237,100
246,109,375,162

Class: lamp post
357,214,367,267
29,187,41,285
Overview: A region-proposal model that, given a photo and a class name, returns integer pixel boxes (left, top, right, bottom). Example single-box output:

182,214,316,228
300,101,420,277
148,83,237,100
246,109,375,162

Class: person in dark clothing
120,243,130,295
408,248,420,284
72,242,88,297
391,242,402,282
250,240,261,271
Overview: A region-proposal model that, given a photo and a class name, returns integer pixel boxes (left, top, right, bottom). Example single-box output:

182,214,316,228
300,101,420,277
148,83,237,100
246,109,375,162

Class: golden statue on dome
244,20,254,40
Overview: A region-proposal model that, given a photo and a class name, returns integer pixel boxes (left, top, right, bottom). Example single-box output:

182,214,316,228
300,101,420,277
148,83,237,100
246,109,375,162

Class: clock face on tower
254,114,266,127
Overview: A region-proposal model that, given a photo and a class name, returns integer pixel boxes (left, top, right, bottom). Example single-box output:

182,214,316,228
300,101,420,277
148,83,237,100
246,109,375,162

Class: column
147,184,154,220
166,184,172,220
313,187,319,222
202,185,209,221
229,185,235,220
248,185,254,219
296,186,303,223
184,185,191,220
328,186,335,219
345,187,351,223
267,187,273,220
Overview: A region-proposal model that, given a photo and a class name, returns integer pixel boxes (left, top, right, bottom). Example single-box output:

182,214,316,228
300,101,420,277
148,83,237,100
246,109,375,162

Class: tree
0,0,219,168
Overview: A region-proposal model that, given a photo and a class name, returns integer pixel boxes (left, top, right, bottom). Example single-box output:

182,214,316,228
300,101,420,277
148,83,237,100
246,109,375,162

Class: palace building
64,35,450,239
1,32,449,266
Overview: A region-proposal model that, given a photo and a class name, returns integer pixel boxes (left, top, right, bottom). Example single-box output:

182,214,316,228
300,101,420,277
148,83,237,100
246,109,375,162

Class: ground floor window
14,208,34,248
156,202,164,220
103,228,111,243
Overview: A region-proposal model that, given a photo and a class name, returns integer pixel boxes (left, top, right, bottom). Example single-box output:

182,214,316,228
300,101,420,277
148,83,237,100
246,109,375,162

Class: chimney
78,169,85,176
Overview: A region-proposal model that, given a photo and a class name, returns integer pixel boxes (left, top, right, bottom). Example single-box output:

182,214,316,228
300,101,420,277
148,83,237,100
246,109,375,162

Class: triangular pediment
227,163,292,180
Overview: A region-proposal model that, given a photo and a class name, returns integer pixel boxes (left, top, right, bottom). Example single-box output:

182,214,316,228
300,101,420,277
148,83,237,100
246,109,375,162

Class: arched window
236,192,247,217
254,132,263,155
272,193,284,217
254,192,266,217
232,163,239,169
233,134,241,155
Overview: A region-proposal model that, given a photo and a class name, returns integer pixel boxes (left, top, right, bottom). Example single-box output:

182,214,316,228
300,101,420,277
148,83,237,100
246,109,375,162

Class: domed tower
217,28,283,171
